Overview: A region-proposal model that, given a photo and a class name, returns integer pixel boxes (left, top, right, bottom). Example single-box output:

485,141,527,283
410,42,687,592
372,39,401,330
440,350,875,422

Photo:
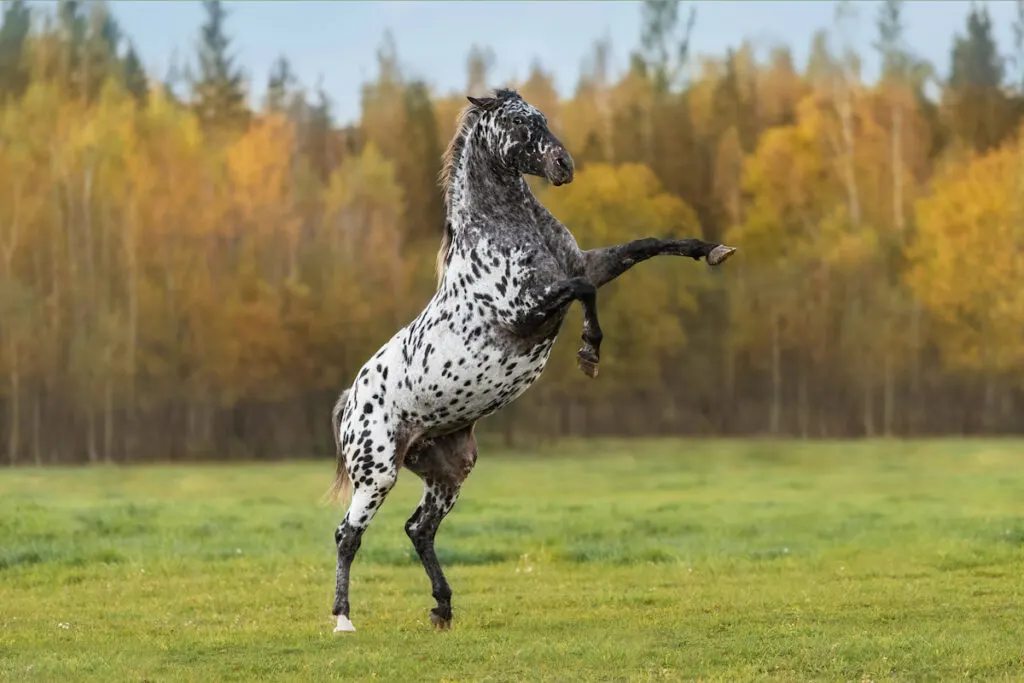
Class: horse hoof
707,245,736,266
429,610,452,631
576,350,599,379
333,615,356,633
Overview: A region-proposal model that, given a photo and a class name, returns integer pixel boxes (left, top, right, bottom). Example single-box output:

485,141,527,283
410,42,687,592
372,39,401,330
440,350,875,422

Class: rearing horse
328,88,735,633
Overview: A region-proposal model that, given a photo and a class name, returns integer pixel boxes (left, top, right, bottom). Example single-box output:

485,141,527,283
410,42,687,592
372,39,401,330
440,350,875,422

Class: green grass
1,439,1023,682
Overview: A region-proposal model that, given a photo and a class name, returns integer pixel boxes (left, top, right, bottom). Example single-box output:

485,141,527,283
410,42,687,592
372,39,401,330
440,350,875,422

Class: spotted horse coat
327,88,736,633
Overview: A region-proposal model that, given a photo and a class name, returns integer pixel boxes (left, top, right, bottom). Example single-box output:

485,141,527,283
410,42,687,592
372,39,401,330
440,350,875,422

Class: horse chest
391,243,558,429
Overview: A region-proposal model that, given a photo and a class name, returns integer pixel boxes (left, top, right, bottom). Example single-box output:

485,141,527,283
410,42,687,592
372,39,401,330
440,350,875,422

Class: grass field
1,439,1023,682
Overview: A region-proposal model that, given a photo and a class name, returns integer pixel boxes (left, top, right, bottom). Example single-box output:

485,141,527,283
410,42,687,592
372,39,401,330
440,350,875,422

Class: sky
28,1,1024,125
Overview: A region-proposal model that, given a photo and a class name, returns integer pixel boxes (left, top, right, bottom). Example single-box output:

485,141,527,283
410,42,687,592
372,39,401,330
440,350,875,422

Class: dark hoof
577,349,599,379
707,245,736,266
429,609,452,631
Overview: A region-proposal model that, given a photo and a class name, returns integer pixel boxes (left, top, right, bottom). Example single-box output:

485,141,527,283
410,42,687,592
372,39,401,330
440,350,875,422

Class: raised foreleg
510,276,604,378
583,237,736,289
403,424,479,630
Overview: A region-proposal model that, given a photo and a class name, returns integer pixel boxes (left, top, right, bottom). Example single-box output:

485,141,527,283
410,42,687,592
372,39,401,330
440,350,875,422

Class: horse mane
435,104,477,286
435,89,521,286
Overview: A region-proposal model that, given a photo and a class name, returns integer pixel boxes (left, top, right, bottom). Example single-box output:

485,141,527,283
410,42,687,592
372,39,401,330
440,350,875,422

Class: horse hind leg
332,419,405,633
403,424,479,631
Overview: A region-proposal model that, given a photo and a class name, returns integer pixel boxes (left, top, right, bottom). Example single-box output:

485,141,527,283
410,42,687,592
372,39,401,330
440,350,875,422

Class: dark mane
435,88,521,286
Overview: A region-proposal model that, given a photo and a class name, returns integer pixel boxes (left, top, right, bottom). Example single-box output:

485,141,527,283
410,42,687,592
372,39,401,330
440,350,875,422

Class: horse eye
513,117,523,125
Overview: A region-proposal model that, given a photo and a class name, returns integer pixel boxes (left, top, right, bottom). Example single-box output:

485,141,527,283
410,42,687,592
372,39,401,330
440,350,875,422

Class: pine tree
265,54,295,113
950,4,1003,89
875,0,908,81
399,80,444,241
945,3,1015,153
57,0,87,96
0,0,30,100
638,0,696,93
305,81,335,183
190,0,249,131
121,40,148,104
465,44,494,96
79,1,121,102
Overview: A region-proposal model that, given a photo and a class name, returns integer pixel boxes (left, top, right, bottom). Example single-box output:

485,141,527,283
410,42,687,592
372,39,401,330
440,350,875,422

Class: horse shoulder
532,204,585,277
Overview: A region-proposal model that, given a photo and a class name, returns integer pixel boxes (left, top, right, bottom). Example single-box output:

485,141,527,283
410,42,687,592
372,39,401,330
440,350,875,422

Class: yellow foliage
539,163,704,392
226,113,295,223
910,140,1024,373
4,27,1023,455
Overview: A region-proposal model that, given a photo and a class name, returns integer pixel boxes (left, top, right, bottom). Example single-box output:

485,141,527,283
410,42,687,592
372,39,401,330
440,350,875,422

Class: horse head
466,88,574,186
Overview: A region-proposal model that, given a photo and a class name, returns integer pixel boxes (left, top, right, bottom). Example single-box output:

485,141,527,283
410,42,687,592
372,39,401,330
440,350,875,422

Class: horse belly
402,327,555,430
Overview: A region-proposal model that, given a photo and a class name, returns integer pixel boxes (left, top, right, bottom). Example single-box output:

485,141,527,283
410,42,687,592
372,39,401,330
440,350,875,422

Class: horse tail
327,388,352,505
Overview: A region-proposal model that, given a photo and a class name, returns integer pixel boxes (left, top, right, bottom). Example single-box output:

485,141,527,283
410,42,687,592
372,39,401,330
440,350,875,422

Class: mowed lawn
1,440,1023,682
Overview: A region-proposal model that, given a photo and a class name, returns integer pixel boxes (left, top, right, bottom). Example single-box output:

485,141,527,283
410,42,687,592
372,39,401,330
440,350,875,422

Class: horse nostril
556,156,569,171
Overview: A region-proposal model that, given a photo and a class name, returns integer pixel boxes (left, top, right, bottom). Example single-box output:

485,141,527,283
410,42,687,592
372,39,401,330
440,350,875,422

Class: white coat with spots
327,88,737,633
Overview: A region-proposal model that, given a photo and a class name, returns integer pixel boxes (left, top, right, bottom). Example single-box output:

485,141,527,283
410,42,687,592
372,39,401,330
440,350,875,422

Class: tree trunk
7,337,20,466
32,387,42,466
892,98,905,235
863,383,875,437
883,351,895,436
126,205,140,463
982,375,996,433
724,338,736,436
797,361,809,439
770,314,781,434
87,403,98,464
103,376,114,463
836,70,861,227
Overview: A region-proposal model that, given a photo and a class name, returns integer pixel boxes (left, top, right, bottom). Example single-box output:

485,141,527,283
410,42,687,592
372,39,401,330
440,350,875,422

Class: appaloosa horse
328,88,735,633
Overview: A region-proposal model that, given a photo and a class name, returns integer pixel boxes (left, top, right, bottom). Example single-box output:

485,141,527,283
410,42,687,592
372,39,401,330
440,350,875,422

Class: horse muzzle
544,148,575,186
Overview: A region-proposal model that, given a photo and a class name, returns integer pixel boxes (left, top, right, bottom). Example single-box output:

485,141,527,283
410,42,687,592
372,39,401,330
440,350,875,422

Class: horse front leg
511,276,604,378
582,237,736,289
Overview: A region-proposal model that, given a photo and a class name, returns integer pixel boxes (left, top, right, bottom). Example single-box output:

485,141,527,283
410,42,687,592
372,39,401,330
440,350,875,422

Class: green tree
121,40,148,105
638,0,696,93
265,54,296,113
0,0,30,100
78,0,121,103
944,3,1016,153
399,80,444,243
190,0,249,132
56,0,86,95
303,83,336,184
466,44,495,96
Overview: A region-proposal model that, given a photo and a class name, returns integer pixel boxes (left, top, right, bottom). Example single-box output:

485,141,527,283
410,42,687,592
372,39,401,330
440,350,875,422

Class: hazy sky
31,1,1022,124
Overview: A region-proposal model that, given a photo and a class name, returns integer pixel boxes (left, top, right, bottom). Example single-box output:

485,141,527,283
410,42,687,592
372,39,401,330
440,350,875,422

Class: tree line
2,0,1023,466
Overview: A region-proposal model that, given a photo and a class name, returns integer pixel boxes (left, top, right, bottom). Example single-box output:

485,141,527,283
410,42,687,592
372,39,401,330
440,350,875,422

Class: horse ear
467,95,496,110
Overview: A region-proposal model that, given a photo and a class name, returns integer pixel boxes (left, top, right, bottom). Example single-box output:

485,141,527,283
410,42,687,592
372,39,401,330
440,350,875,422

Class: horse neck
448,132,531,232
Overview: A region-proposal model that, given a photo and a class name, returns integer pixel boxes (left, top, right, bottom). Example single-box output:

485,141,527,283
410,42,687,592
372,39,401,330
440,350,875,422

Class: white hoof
334,615,356,633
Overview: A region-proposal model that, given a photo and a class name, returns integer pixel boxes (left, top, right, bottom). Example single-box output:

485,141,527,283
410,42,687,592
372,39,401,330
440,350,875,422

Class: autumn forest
1,0,1023,466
